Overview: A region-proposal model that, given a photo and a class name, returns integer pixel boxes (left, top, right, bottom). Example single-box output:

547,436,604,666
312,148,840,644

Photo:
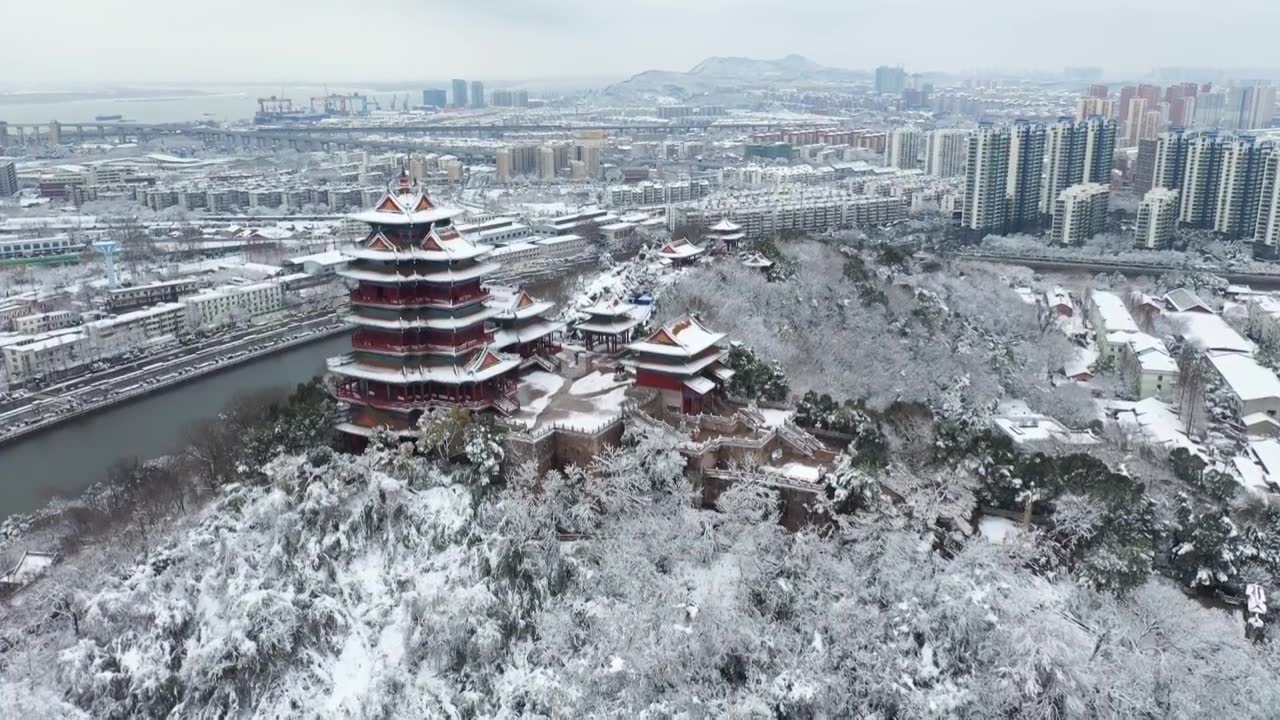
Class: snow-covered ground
513,370,631,432
757,407,794,428
569,371,626,396
978,515,1024,544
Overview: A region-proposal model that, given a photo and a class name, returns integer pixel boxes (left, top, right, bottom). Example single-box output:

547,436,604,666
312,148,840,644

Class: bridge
0,120,193,145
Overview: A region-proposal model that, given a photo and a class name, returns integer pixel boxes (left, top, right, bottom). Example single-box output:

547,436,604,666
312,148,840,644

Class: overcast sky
6,0,1280,86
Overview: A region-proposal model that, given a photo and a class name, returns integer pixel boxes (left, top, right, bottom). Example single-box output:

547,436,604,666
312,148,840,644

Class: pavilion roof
627,315,725,358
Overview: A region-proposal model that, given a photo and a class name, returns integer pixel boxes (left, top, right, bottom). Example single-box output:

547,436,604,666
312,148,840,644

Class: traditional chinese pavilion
330,172,520,442
706,218,745,252
574,296,646,352
657,237,705,267
489,286,564,360
626,315,732,414
742,252,774,272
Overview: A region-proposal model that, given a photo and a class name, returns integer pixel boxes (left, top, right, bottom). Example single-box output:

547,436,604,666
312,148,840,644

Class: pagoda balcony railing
352,332,494,355
349,287,489,308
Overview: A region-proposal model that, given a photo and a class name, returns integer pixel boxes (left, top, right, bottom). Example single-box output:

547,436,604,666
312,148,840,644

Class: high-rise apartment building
451,79,468,107
1125,97,1149,145
1041,116,1117,215
1075,96,1115,122
1175,131,1271,239
1135,188,1180,249
0,161,17,197
1255,154,1280,258
924,129,970,178
422,89,447,108
1006,120,1046,232
962,123,1011,234
1051,183,1110,245
1211,136,1270,238
1179,132,1222,228
495,147,513,183
1134,138,1158,194
874,66,907,95
1152,128,1189,192
1228,82,1277,130
885,128,924,170
470,81,486,108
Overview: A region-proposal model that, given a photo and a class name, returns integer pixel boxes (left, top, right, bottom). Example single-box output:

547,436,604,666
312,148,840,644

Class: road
948,252,1280,288
0,309,346,446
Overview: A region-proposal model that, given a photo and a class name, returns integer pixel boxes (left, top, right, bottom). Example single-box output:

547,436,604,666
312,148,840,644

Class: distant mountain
603,55,863,101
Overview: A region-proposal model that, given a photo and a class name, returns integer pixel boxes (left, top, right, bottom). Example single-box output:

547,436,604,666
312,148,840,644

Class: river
0,332,352,519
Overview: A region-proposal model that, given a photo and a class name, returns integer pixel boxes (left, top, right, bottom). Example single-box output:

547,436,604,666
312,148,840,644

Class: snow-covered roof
330,349,518,385
583,296,637,317
338,261,500,285
1164,288,1213,314
710,218,742,232
491,319,565,348
683,376,717,395
627,315,725,358
1174,312,1254,354
1046,285,1074,310
343,225,492,263
348,175,463,226
657,237,705,259
1090,290,1138,334
346,306,500,331
742,253,774,268
1250,439,1280,478
1208,352,1280,402
490,288,555,320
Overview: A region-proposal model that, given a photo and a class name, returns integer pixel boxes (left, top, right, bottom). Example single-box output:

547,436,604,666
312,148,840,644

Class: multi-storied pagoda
574,296,646,352
330,173,520,443
706,218,745,253
489,286,563,361
626,315,732,414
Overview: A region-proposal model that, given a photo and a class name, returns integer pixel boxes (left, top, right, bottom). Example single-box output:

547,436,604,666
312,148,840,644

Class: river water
0,332,352,519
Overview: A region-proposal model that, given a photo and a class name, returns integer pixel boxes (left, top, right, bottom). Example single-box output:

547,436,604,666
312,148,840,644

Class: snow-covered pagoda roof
491,288,555,320
658,237,705,259
330,348,519,384
348,171,464,226
583,296,638,317
346,305,500,331
343,225,492,262
338,261,501,285
742,253,774,268
492,319,565,349
627,315,725,358
710,218,742,232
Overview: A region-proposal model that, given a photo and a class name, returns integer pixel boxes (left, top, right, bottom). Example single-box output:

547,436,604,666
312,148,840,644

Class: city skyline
6,0,1280,85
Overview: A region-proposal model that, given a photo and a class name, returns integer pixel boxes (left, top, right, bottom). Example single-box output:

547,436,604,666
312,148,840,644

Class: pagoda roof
348,176,463,226
347,305,499,331
575,316,642,336
742,252,774,268
343,226,492,262
710,218,742,232
583,295,638,317
626,315,725,358
625,349,727,376
338,261,500,285
683,376,717,395
492,319,566,349
658,237,705,259
330,347,519,385
491,288,555,320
